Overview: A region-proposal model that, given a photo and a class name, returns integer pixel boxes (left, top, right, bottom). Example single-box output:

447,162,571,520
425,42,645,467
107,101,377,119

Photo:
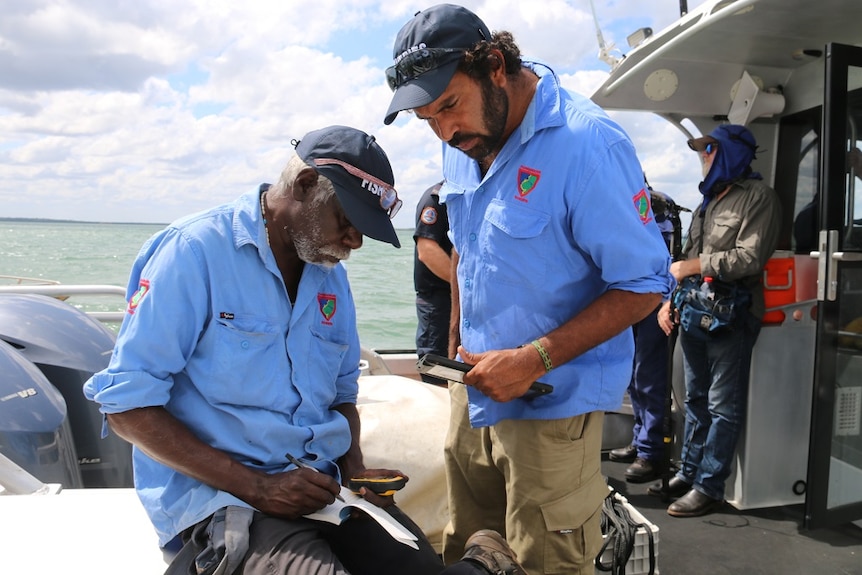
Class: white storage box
597,490,660,575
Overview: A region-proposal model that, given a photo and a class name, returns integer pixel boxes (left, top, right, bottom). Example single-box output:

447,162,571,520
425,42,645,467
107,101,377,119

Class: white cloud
0,0,710,226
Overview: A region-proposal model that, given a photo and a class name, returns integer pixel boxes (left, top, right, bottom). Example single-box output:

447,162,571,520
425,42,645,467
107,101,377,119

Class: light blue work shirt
440,63,675,427
84,189,360,546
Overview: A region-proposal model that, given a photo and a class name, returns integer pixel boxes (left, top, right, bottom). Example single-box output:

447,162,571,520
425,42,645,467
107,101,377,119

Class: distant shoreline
0,216,168,226
0,217,413,232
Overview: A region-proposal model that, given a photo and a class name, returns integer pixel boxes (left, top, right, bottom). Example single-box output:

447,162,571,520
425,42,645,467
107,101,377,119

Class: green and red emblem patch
317,293,337,324
517,166,541,199
127,279,150,315
632,188,652,224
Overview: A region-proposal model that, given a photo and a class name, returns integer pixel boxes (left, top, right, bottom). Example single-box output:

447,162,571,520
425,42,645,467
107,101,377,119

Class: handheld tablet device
416,354,553,398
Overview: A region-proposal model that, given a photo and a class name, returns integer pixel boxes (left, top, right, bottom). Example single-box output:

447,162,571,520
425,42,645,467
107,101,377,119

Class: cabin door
805,42,862,529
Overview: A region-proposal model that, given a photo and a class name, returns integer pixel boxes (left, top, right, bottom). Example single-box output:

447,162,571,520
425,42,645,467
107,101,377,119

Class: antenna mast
588,0,620,69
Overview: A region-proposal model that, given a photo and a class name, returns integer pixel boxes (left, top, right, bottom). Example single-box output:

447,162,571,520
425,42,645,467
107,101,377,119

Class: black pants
165,506,487,575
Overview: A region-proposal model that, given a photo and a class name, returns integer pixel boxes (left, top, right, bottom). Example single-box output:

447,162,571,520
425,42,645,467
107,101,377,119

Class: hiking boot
667,488,722,517
461,529,527,575
608,444,637,463
625,457,659,483
648,476,692,499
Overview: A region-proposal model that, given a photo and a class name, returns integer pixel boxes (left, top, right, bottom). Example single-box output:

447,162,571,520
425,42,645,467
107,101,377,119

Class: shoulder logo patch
516,166,541,202
317,293,337,325
420,206,438,225
127,279,150,315
632,188,652,224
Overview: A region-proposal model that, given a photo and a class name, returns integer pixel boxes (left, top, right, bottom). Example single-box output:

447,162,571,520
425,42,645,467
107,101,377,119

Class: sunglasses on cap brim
386,47,464,92
312,158,402,219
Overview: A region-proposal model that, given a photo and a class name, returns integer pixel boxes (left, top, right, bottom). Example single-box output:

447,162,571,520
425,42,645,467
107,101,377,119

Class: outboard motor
0,294,133,488
0,339,83,488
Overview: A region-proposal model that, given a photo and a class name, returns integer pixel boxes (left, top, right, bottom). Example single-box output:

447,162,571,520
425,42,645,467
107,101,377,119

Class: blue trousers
415,290,451,358
416,291,452,384
629,307,669,461
676,312,761,500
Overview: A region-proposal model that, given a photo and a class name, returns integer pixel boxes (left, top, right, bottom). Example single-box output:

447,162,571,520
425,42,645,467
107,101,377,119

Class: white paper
305,487,419,549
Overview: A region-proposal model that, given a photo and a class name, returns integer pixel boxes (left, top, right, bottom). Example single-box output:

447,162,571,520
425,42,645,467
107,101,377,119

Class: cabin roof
591,0,862,120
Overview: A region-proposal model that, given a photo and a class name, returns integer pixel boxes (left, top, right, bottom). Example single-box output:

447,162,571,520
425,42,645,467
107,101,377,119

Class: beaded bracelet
531,339,553,372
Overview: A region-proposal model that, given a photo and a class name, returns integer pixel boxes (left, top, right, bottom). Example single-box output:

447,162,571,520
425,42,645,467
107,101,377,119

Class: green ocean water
0,220,418,350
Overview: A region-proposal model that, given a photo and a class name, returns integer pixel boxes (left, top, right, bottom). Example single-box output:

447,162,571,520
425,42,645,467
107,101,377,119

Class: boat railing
0,274,62,287
0,282,127,323
0,452,61,496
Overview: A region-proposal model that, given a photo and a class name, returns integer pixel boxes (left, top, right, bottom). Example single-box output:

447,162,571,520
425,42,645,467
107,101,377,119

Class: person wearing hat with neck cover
655,124,781,517
84,125,527,575
385,5,675,573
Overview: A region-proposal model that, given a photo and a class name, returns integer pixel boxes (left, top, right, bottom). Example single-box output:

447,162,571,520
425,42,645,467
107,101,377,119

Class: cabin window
779,83,862,253
845,73,862,250
776,110,821,254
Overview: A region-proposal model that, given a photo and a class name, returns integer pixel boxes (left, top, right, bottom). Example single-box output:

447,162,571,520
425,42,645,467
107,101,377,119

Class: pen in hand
286,452,345,502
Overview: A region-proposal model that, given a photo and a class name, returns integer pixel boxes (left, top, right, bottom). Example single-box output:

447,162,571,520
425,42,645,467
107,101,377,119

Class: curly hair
457,31,522,79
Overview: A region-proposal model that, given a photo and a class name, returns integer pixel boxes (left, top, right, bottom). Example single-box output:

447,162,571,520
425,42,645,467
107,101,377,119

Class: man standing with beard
384,5,675,574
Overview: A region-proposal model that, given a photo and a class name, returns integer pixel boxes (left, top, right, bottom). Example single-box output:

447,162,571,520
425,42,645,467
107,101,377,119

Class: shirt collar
232,188,266,251
488,62,563,174
520,61,566,144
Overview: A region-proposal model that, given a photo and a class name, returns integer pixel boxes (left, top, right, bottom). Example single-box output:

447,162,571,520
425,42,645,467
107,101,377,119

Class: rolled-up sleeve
84,228,210,414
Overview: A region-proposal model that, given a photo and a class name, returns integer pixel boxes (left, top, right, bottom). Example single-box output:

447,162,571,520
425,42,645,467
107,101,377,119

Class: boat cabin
591,0,862,529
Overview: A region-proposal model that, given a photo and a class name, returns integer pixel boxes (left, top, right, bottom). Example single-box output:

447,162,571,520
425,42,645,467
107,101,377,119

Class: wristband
530,339,553,373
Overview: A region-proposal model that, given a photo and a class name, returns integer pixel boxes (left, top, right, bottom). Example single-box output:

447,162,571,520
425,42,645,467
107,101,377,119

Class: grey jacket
683,178,782,319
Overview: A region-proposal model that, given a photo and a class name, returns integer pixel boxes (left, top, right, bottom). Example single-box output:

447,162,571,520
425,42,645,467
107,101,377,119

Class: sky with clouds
0,0,709,228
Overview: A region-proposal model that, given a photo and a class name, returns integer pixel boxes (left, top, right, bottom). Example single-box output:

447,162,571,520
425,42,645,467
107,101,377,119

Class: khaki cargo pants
442,383,607,574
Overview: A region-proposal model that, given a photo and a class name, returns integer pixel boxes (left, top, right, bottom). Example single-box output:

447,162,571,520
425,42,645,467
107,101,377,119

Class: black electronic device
416,354,553,398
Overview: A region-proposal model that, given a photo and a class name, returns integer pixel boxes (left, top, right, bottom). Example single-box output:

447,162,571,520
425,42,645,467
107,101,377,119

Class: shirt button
465,279,472,288
463,319,471,328
469,233,477,241
241,341,250,349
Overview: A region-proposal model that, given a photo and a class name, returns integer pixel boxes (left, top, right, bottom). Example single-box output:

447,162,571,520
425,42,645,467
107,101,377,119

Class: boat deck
602,457,862,574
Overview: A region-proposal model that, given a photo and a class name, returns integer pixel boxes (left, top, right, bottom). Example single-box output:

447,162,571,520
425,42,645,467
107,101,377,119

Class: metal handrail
0,284,126,297
0,274,61,286
0,283,127,323
0,452,61,496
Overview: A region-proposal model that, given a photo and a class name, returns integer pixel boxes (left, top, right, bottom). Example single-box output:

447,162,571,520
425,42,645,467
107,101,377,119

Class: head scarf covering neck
694,124,762,213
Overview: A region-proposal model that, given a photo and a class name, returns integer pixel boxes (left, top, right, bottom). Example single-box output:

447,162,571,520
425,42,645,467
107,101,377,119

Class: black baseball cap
295,126,401,248
688,124,757,155
384,4,491,125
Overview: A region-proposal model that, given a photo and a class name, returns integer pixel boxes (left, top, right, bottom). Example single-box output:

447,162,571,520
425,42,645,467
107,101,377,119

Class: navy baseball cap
688,124,758,157
294,126,401,248
384,4,491,125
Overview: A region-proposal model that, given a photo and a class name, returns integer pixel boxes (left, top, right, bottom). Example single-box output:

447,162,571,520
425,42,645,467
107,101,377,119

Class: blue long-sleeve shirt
440,63,675,427
84,189,360,546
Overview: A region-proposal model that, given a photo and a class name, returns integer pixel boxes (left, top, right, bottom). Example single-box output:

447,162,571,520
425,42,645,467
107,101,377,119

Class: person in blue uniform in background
610,188,685,484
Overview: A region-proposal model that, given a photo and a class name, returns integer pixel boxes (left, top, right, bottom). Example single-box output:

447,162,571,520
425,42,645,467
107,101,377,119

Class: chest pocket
481,199,550,288
707,212,743,249
203,315,287,407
